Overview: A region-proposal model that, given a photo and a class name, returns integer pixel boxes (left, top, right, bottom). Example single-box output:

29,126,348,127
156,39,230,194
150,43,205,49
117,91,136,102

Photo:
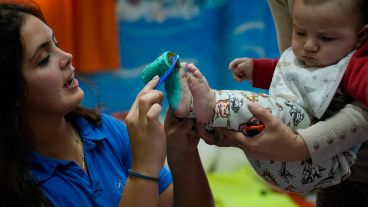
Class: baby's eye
321,36,335,42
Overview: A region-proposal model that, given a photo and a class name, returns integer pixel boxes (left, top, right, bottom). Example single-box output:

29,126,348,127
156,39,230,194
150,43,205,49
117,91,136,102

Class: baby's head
291,0,368,67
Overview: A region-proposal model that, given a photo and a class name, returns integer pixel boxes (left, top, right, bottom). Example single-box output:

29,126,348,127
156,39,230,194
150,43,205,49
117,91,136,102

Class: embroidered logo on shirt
115,179,125,194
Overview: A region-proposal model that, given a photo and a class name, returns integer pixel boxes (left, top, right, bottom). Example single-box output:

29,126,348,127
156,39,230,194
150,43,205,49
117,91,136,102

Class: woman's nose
60,51,73,69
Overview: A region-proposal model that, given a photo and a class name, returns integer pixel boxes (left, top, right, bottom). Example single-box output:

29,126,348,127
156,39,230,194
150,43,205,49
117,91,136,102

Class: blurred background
89,0,277,115
26,0,315,206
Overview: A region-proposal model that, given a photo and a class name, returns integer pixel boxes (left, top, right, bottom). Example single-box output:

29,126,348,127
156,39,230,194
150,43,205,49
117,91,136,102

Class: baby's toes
193,69,205,83
187,72,199,86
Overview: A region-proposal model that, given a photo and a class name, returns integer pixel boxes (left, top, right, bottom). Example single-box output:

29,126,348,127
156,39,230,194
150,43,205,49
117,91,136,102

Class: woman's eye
38,55,50,66
296,32,305,36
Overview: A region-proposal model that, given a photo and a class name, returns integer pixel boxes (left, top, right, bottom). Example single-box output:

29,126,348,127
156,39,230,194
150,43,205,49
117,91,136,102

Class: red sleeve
341,41,368,106
252,58,279,89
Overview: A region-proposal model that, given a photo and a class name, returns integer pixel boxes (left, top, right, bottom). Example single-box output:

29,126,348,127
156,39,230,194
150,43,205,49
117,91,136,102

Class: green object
141,51,179,83
207,166,298,207
141,51,183,112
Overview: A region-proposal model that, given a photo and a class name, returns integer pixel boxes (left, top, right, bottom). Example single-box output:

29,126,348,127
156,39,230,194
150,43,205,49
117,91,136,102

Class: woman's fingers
146,103,163,125
138,90,163,123
131,75,160,110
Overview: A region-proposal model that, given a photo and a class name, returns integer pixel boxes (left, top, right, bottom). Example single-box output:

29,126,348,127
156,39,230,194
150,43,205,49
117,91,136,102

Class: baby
146,0,367,193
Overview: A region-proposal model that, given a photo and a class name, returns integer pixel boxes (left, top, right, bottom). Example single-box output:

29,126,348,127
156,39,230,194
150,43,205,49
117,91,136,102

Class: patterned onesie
210,48,358,193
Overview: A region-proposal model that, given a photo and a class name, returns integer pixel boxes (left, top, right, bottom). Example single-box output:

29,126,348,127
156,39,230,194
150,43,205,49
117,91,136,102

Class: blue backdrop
80,0,280,114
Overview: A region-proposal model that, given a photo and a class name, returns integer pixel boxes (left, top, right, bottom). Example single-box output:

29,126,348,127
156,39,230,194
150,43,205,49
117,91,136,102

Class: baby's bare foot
165,62,192,118
186,64,215,124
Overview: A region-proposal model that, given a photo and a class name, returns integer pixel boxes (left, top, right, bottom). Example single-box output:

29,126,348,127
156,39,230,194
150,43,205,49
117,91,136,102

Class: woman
0,2,213,207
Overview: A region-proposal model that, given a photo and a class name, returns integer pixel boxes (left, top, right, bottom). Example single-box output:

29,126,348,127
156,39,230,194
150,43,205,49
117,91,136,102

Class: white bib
269,48,354,119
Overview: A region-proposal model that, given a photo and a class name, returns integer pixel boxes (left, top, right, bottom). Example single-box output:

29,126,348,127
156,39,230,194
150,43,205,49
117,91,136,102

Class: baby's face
291,0,361,67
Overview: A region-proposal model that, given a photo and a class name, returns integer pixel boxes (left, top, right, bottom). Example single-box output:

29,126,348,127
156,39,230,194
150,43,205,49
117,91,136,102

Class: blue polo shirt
31,113,172,207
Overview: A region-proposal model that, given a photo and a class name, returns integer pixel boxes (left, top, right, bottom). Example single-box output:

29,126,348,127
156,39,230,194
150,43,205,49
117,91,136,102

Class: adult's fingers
165,113,194,138
146,103,163,125
198,125,231,146
138,90,163,122
247,101,274,126
131,75,160,110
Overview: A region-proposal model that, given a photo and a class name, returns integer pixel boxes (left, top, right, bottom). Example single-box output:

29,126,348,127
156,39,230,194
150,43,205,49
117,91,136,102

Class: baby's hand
228,57,253,82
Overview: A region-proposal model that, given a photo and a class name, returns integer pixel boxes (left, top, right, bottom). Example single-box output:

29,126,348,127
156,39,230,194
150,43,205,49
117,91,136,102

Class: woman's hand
125,76,165,176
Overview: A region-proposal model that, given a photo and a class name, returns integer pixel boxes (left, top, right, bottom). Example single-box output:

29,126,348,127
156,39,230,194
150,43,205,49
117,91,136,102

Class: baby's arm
228,57,279,87
228,57,254,82
341,40,368,106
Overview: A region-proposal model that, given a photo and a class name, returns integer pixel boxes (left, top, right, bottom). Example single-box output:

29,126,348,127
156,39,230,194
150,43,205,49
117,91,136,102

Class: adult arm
267,0,294,53
243,101,368,164
164,109,214,207
119,77,168,207
200,101,368,164
298,101,368,164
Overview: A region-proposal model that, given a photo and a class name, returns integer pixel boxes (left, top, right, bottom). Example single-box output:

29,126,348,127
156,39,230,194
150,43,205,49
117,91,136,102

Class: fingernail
153,75,159,80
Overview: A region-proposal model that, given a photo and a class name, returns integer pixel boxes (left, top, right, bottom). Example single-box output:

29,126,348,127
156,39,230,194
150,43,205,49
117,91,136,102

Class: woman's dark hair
0,2,100,206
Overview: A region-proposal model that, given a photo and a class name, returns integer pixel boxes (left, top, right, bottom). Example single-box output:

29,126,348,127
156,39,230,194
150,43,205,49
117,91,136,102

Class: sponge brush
141,51,183,112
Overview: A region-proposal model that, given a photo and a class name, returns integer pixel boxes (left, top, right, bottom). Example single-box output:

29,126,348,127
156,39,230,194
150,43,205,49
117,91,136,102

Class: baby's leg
248,150,357,193
212,90,312,135
186,64,216,124
165,62,192,118
210,90,357,192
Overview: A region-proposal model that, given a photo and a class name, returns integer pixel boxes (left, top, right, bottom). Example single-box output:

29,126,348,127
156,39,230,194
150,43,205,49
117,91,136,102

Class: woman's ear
356,24,368,48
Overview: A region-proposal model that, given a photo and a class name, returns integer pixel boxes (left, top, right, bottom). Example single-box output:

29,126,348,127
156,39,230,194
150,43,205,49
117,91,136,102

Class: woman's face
20,15,84,116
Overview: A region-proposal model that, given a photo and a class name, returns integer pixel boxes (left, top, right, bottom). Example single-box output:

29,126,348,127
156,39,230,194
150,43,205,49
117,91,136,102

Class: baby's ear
356,24,368,48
